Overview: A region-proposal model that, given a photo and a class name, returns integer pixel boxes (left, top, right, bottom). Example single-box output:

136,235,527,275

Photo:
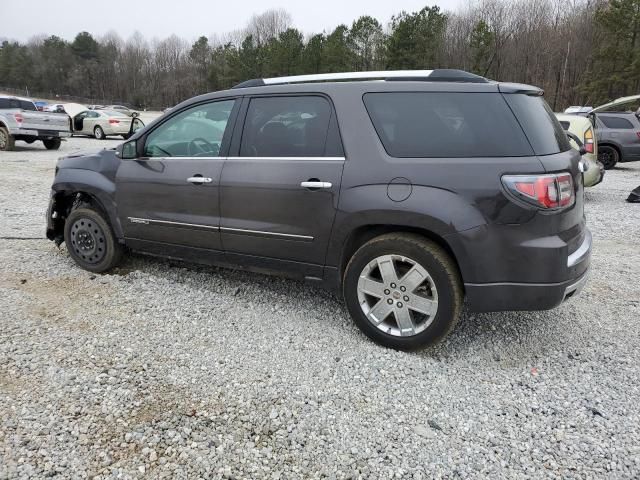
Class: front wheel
598,145,619,170
343,233,463,350
0,126,15,151
94,126,105,140
43,138,61,150
64,206,123,273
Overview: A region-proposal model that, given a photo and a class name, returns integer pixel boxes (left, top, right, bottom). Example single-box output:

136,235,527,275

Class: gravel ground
1,137,639,479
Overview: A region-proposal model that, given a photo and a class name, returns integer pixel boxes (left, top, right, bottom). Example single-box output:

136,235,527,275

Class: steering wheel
188,137,217,157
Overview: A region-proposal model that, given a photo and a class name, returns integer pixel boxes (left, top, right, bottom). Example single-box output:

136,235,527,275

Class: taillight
14,113,23,124
109,119,120,124
636,132,640,140
584,128,594,154
502,173,575,210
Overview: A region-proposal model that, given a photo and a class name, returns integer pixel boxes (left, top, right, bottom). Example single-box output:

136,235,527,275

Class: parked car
34,101,48,111
0,95,70,151
45,104,66,113
555,113,604,187
46,70,590,350
102,105,140,118
564,94,640,169
64,103,145,140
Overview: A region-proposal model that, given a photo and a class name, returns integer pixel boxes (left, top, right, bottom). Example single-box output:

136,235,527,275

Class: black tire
343,233,463,350
598,145,619,170
0,126,15,151
43,138,61,150
64,206,123,273
94,126,105,140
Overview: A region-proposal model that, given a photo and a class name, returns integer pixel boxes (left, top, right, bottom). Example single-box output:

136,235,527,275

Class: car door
219,94,345,278
82,111,100,134
115,98,239,257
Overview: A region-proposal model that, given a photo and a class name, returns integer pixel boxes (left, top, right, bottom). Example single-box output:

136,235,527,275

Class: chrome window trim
226,156,345,161
137,156,225,161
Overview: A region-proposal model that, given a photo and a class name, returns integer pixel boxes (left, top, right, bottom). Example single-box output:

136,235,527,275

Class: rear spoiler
498,83,543,96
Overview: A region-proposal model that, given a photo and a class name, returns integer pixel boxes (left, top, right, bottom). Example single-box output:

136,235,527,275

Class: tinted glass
559,121,570,130
363,92,534,158
145,100,235,158
503,94,571,155
599,116,634,129
0,98,36,110
240,96,333,157
19,100,37,111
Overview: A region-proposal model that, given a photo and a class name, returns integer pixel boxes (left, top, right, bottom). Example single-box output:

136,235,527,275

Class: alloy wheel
357,254,439,337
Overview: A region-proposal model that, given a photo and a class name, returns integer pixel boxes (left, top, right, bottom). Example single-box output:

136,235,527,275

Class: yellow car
555,113,604,187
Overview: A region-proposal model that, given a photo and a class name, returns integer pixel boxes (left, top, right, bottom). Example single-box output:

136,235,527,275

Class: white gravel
1,137,639,479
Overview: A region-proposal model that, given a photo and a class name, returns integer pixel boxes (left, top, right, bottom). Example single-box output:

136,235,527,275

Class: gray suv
46,70,591,349
595,113,640,169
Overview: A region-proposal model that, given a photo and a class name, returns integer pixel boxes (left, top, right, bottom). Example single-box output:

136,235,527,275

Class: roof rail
232,69,488,89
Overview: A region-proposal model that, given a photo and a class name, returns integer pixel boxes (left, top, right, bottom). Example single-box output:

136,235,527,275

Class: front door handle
301,181,332,189
187,176,213,184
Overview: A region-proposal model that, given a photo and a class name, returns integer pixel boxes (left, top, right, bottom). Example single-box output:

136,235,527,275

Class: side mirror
578,146,588,156
131,118,145,134
117,140,137,159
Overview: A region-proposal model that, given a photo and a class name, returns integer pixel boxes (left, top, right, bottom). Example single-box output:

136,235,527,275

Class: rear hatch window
364,92,570,158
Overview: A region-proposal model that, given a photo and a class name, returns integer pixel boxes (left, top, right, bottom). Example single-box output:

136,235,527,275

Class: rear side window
503,94,571,155
363,92,534,158
599,116,634,129
240,96,339,157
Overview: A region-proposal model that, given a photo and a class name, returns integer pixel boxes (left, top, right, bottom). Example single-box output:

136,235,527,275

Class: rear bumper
10,128,70,138
464,228,592,312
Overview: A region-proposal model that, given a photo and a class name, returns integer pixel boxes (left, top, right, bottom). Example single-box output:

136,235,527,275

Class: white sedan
64,103,144,139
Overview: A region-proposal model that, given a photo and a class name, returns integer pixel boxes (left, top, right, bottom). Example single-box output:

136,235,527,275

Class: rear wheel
43,138,61,150
598,145,619,170
64,206,123,273
343,233,463,350
0,126,15,151
94,126,105,140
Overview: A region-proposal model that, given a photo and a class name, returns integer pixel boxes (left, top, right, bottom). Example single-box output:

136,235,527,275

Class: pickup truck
0,95,71,151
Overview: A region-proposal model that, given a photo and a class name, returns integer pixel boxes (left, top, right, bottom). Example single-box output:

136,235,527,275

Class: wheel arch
48,170,123,244
337,224,465,289
598,142,622,157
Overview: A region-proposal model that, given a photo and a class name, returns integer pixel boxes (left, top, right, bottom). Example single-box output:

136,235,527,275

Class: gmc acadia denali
46,70,592,349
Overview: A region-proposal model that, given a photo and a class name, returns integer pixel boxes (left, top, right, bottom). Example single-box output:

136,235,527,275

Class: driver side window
144,99,236,158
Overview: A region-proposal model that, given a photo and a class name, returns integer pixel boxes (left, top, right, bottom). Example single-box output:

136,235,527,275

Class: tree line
0,0,638,110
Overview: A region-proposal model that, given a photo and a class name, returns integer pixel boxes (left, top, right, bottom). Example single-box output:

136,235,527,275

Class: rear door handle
187,176,213,184
301,181,332,189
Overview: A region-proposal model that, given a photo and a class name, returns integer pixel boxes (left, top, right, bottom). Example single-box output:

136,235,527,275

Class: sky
0,0,463,43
